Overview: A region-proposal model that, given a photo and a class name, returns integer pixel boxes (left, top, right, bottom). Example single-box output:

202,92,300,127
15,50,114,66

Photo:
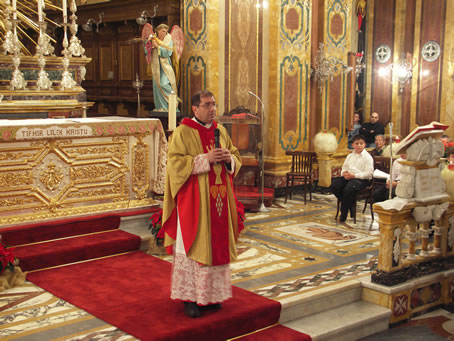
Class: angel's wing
142,24,155,64
170,25,184,60
142,23,154,41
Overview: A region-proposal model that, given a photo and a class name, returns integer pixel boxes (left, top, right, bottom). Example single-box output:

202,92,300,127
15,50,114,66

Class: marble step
283,300,391,341
279,279,364,323
120,213,153,251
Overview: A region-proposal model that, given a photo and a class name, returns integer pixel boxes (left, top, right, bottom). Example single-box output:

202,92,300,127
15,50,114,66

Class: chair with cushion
285,151,317,204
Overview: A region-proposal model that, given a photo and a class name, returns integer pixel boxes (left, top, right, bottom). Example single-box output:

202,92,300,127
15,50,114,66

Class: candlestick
168,92,177,131
67,0,86,57
388,122,393,200
63,0,67,23
38,0,43,22
132,73,144,117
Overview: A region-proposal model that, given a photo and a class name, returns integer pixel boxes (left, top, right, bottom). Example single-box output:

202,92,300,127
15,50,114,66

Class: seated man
331,135,374,222
347,112,362,149
360,112,385,148
373,154,406,203
369,134,386,157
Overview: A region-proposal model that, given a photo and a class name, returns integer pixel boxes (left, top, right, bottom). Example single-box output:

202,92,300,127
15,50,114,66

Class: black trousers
373,186,396,203
330,177,369,217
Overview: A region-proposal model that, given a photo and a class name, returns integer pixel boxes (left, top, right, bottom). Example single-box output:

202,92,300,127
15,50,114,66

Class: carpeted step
13,230,141,272
1,215,121,246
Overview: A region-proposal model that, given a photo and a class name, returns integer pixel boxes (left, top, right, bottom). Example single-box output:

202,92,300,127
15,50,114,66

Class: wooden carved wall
81,23,153,117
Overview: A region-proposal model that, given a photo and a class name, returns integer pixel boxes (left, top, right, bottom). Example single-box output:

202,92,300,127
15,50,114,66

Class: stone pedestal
316,152,334,188
0,267,26,292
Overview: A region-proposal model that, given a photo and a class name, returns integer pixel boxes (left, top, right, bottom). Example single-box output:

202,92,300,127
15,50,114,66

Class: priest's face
193,95,217,124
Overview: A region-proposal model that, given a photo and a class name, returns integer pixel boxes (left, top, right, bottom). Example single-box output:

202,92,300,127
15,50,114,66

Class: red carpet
27,251,284,341
234,185,274,211
233,324,311,340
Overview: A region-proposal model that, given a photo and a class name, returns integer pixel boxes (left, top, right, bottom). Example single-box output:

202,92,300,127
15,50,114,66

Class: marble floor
0,192,450,340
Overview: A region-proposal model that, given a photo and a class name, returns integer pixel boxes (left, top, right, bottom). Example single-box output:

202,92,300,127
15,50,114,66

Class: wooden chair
335,179,373,224
373,156,392,173
346,156,393,222
361,156,393,217
285,151,317,204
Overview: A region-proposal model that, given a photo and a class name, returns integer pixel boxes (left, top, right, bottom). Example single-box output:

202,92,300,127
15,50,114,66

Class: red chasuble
173,118,232,266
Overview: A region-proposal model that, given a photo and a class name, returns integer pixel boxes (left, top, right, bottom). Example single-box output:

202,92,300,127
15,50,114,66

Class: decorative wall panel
182,0,208,115
278,0,311,151
416,0,447,126
322,0,351,143
370,0,395,125
225,0,262,112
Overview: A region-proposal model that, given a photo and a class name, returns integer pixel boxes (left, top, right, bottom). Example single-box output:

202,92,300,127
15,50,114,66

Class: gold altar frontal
0,117,167,226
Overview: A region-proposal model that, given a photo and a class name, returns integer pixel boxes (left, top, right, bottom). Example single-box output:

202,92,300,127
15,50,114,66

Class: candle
168,92,177,131
12,0,16,20
388,122,393,200
62,0,67,23
38,0,43,22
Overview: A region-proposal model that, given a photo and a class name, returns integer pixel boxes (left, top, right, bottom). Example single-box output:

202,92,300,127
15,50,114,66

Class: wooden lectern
218,113,273,211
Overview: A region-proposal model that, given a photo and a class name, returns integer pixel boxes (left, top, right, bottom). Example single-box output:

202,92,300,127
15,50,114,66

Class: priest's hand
220,148,232,163
207,148,226,164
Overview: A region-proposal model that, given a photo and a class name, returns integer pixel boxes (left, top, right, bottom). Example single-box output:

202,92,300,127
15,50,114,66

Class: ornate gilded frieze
0,118,167,226
132,136,149,201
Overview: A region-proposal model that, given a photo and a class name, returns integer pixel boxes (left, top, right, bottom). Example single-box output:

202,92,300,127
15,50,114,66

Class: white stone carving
449,216,454,249
393,228,401,264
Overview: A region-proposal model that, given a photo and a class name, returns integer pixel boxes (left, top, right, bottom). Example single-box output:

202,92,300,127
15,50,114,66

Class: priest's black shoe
184,302,201,318
201,303,222,311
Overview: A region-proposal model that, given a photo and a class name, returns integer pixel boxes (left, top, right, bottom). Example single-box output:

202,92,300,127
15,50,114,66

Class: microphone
248,91,264,114
214,128,220,148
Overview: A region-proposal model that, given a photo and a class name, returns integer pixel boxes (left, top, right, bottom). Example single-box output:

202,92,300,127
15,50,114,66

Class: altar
0,117,167,226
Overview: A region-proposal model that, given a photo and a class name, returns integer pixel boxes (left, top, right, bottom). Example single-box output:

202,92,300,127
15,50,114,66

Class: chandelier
390,54,413,93
311,43,353,92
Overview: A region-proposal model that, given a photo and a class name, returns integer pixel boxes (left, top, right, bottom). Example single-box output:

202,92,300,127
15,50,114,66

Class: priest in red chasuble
162,90,244,318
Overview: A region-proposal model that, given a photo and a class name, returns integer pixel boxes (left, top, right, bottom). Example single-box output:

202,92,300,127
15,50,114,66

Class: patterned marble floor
0,192,382,340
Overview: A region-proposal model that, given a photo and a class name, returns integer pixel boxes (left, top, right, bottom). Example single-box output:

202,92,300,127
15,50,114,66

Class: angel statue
143,23,184,111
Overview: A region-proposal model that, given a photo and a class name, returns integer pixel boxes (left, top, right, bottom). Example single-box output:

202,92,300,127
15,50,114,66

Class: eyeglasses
198,102,217,109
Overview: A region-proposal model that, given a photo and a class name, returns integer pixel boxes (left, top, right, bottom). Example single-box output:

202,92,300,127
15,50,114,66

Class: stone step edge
279,278,364,323
283,301,392,341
